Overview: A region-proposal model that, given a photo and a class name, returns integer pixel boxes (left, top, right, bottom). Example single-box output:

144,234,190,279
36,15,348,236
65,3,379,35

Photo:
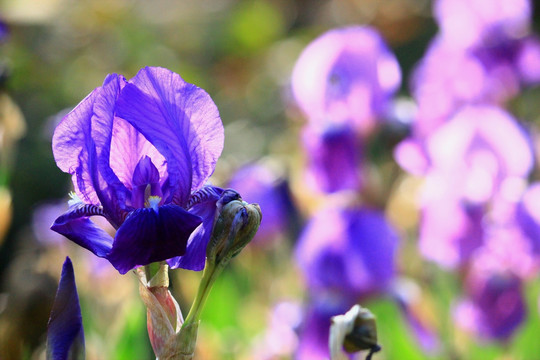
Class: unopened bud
136,263,183,359
330,304,380,360
207,190,262,266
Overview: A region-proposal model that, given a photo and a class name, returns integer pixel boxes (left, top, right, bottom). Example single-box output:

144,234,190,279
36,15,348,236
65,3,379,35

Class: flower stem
182,260,224,328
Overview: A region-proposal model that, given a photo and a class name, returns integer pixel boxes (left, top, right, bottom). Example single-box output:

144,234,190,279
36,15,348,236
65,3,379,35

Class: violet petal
108,204,202,274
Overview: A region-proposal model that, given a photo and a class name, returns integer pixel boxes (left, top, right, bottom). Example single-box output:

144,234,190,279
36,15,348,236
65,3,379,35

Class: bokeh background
0,0,540,359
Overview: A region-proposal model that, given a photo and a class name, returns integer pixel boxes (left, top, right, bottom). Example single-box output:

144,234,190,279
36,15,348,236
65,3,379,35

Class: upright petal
47,257,85,360
115,67,224,205
108,205,202,274
53,74,131,226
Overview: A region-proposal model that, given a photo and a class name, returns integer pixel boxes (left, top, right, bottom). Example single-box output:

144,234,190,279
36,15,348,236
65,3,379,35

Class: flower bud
136,263,183,359
207,190,262,266
330,304,380,360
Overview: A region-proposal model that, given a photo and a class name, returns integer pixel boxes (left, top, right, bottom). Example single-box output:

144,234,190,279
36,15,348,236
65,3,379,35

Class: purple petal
108,205,202,274
434,0,531,48
168,186,225,271
455,271,526,340
295,205,399,297
52,74,131,226
47,257,85,360
292,26,401,129
51,205,114,258
302,124,362,193
115,67,224,206
426,105,533,180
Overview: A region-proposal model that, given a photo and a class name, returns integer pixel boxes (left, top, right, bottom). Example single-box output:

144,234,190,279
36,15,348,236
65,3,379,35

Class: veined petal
168,186,225,271
47,257,85,360
52,89,101,206
51,205,114,258
52,74,131,226
108,205,202,274
115,66,224,205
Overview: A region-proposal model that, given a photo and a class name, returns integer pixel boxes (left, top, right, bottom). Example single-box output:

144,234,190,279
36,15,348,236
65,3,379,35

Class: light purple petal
52,74,131,226
426,105,533,181
108,204,202,274
52,88,101,206
168,186,225,271
115,67,224,205
51,206,114,259
47,257,85,360
434,0,531,48
291,26,401,130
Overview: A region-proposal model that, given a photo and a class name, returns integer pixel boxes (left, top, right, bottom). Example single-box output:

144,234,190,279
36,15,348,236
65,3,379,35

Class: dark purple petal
115,67,224,206
455,271,526,340
47,257,85,360
108,204,202,274
168,186,225,270
302,124,362,193
516,183,540,254
295,205,399,297
51,205,114,258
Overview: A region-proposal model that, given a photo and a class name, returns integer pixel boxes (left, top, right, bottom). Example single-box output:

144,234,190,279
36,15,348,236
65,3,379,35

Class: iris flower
51,66,226,274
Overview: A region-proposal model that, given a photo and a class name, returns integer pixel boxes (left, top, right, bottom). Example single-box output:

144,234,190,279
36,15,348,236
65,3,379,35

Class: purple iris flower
47,257,85,360
434,0,531,48
295,204,399,298
51,66,226,274
227,162,295,245
301,123,362,193
416,105,533,268
291,26,401,134
454,269,526,341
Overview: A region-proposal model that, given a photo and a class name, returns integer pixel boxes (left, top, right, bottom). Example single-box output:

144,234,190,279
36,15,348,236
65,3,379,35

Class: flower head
291,26,401,133
51,66,225,274
295,204,399,298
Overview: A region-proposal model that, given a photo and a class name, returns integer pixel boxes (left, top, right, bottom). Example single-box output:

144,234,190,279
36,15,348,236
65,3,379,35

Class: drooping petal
168,185,225,271
108,205,202,274
47,257,85,360
51,205,114,259
115,67,224,205
295,205,399,297
302,124,362,193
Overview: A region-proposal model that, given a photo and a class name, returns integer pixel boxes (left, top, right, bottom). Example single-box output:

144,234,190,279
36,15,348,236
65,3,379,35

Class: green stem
182,260,225,328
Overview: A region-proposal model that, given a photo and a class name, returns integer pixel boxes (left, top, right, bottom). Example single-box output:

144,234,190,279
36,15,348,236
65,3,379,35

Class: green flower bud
207,190,262,267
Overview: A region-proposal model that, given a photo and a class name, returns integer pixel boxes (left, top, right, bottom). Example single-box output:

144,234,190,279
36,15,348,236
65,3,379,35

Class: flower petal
168,186,225,271
53,74,131,226
108,205,202,274
47,257,85,360
51,205,114,258
115,66,224,205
